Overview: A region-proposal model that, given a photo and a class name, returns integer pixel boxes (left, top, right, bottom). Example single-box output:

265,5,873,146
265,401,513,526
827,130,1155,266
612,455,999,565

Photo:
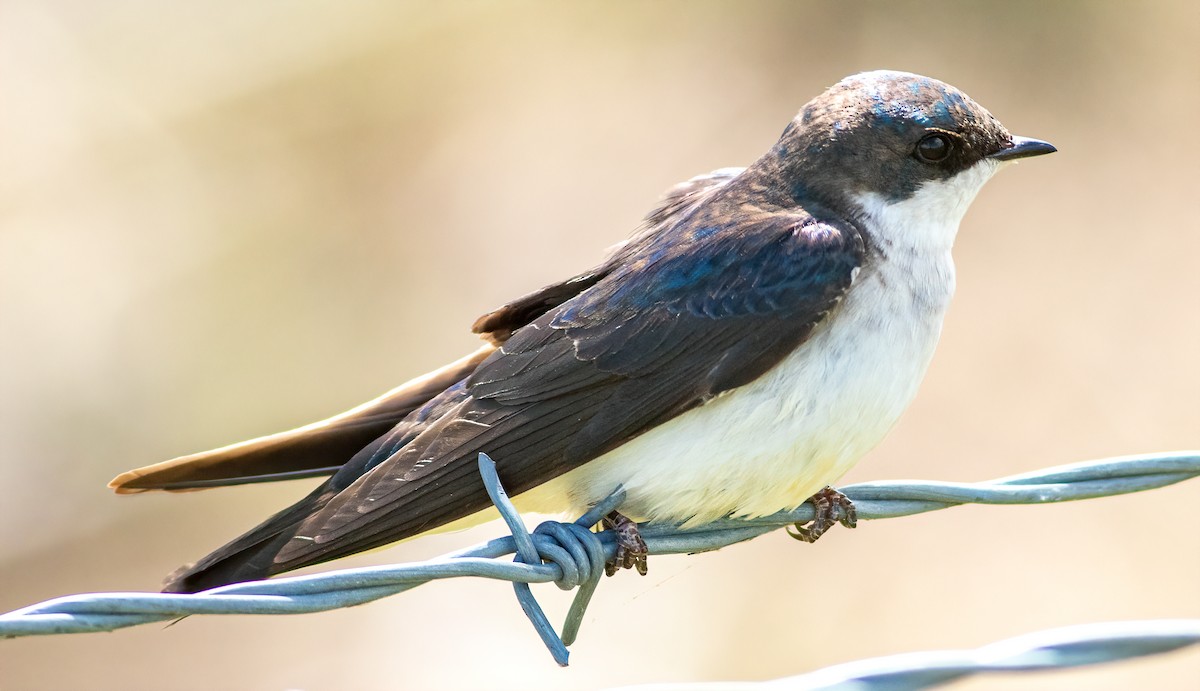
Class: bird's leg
787,486,857,543
602,511,648,576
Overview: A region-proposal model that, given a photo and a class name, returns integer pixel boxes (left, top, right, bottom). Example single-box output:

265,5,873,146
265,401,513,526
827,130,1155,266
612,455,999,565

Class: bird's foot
787,486,857,543
602,511,648,576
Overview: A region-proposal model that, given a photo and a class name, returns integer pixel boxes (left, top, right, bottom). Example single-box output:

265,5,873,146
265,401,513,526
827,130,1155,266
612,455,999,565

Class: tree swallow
110,70,1055,593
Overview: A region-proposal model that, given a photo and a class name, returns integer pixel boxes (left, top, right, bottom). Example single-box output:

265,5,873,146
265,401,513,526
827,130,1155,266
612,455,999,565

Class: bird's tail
110,347,495,494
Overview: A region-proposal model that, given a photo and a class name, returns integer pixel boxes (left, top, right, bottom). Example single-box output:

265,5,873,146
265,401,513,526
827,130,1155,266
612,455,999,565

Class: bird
110,70,1055,593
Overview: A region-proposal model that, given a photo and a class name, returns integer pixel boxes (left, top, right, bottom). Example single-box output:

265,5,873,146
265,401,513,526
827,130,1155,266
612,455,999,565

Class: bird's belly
515,267,951,525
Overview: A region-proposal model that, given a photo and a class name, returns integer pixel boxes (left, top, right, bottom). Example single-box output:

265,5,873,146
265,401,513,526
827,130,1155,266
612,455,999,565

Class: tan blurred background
1,1,1197,689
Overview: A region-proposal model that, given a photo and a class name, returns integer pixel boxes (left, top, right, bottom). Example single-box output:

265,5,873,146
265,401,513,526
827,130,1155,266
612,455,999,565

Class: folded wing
267,208,864,574
156,170,866,592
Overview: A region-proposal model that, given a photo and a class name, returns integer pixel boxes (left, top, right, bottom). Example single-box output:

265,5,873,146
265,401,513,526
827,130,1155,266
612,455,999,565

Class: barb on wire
0,451,1196,668
609,619,1200,690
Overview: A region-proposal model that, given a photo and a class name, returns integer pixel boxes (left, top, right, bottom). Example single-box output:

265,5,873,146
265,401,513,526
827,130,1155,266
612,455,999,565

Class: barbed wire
610,619,1200,690
1,451,1196,670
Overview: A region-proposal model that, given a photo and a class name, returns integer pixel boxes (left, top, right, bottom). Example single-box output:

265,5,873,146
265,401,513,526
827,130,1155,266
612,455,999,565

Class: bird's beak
988,136,1057,161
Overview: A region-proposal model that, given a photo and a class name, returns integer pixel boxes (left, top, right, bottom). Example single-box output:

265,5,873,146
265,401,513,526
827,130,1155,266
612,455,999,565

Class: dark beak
988,136,1057,161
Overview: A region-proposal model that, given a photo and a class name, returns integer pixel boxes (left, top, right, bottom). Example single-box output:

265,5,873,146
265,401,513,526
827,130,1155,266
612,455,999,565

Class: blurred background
1,1,1197,689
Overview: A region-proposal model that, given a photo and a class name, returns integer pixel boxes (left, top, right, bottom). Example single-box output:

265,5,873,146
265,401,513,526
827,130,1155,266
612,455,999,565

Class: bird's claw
787,486,857,543
603,511,648,576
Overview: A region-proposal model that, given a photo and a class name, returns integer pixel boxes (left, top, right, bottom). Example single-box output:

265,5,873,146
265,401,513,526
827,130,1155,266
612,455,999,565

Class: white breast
516,162,999,524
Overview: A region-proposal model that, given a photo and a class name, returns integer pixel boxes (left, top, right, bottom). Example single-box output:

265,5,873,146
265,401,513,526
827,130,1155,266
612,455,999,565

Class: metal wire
1,451,1196,672
609,619,1200,690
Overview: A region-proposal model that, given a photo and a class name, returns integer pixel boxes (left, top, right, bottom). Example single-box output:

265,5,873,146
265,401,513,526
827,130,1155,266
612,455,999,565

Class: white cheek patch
852,159,1000,253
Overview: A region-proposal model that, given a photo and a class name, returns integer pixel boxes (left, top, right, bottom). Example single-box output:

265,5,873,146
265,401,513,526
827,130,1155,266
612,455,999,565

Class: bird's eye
915,133,953,163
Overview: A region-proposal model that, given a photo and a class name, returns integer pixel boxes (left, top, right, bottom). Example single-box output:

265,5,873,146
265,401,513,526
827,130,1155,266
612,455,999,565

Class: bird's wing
268,208,864,571
158,170,855,592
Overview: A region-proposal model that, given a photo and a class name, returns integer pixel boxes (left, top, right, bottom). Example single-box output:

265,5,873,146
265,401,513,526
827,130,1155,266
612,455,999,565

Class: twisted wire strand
1,451,1196,669
610,619,1200,690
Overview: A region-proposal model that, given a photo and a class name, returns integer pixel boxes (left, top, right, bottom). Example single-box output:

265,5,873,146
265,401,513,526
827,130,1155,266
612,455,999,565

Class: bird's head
763,70,1055,247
